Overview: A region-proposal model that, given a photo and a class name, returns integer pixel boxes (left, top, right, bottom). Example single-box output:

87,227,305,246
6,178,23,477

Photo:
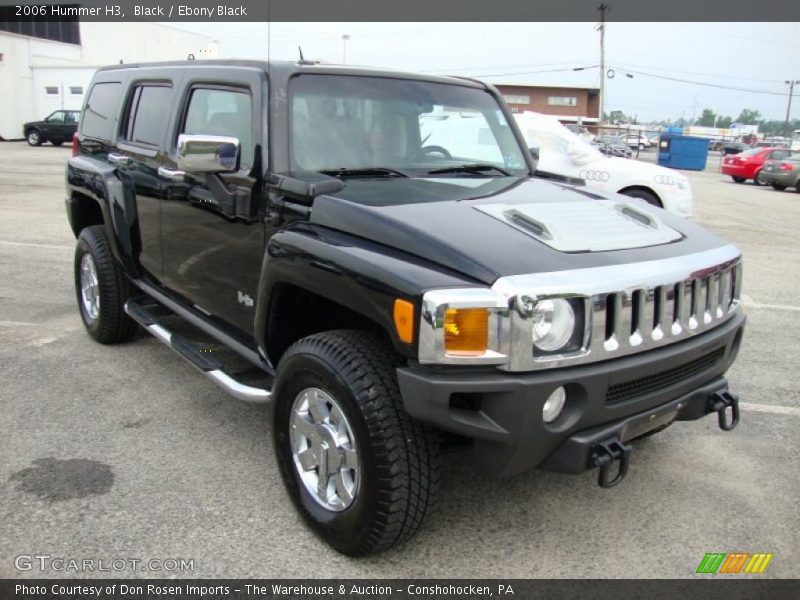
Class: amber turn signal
444,308,489,355
393,299,415,343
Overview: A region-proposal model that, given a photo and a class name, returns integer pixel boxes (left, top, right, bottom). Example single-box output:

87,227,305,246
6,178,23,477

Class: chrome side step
124,299,272,404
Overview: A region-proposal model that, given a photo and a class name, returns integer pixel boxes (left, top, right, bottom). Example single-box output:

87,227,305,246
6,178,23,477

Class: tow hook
707,390,740,431
591,437,632,488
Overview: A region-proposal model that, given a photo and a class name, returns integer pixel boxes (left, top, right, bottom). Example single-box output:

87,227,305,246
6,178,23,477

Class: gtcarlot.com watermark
15,554,194,573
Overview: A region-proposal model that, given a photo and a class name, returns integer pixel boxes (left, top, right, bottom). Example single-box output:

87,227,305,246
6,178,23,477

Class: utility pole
784,79,799,138
342,34,350,64
597,3,609,125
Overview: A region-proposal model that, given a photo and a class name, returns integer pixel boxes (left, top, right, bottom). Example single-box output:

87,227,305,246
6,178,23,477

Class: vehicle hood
309,176,727,285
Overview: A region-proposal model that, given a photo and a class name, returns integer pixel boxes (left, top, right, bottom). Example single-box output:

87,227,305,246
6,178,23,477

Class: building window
547,96,577,107
69,86,83,95
503,94,531,105
45,86,59,95
0,17,81,45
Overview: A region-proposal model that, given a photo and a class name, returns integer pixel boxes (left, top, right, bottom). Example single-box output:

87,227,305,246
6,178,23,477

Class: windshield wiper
425,164,511,176
319,167,410,179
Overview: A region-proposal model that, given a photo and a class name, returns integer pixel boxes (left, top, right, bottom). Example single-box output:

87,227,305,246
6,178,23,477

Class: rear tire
273,330,440,556
753,170,766,186
51,140,64,147
620,188,662,208
771,183,787,191
732,176,746,183
74,225,138,344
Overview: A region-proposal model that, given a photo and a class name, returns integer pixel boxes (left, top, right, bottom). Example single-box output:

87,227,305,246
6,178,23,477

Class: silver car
761,155,800,192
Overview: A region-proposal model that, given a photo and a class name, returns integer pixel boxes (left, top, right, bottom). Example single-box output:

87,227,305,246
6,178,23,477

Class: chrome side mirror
177,134,240,173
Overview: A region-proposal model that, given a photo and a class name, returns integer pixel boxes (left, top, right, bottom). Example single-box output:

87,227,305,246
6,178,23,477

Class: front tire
74,225,138,344
273,330,440,556
26,130,42,146
753,170,766,186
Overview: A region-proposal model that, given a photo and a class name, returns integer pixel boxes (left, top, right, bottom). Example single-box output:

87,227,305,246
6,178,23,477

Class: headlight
531,298,576,352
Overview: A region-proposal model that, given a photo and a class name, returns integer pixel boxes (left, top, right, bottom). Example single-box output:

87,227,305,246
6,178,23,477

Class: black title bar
1,0,799,22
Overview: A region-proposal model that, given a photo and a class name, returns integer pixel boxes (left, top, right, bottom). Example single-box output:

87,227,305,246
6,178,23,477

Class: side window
772,150,788,160
125,85,173,147
48,111,66,123
182,88,253,168
81,82,123,141
66,112,80,124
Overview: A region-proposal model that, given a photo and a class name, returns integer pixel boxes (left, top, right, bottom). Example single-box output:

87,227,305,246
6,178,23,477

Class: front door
159,71,266,336
44,111,70,141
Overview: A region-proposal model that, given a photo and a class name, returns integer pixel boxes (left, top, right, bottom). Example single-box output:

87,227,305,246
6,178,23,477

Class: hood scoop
475,200,683,253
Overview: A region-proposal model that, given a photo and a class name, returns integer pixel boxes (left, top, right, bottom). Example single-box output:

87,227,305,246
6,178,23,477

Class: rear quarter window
81,82,123,141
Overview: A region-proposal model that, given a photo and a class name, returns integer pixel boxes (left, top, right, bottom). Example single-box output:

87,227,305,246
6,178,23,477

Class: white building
0,22,217,140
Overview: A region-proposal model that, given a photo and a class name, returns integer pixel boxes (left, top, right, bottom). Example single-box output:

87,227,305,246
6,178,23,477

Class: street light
342,34,351,64
784,79,799,138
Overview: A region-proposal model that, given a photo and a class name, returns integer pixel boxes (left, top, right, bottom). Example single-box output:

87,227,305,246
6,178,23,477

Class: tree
717,116,733,129
696,108,716,127
603,110,629,124
735,109,762,125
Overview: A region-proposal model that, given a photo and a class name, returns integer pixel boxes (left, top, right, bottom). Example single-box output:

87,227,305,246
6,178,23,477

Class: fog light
543,387,566,423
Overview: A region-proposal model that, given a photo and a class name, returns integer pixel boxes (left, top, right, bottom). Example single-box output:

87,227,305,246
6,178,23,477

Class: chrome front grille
492,244,743,372
592,261,742,356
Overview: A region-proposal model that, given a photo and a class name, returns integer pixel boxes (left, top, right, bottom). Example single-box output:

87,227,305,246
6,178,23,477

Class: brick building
492,84,600,128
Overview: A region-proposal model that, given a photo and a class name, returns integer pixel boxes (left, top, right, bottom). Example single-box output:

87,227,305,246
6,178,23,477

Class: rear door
159,67,266,336
112,70,184,280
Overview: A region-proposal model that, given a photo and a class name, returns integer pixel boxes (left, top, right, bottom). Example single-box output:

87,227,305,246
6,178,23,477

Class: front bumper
398,311,745,477
651,182,693,217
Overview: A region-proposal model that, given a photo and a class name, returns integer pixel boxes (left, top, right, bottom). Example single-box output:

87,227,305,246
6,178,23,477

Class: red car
722,147,795,185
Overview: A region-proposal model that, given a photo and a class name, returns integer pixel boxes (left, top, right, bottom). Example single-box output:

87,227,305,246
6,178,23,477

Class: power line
474,65,599,78
420,59,597,74
608,66,796,96
610,61,785,84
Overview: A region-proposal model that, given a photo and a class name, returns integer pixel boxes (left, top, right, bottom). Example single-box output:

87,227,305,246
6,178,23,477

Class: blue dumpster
658,134,710,171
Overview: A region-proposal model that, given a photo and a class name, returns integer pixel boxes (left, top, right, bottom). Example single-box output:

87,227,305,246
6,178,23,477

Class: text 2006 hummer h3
66,60,745,555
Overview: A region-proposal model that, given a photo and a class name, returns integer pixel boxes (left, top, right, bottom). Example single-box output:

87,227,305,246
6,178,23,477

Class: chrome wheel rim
28,132,39,144
79,253,100,322
290,387,359,512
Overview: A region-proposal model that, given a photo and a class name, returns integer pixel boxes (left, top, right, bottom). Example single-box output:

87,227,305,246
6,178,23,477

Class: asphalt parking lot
0,141,798,579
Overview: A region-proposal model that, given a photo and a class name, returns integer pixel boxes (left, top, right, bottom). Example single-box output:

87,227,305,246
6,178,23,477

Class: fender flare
67,155,141,276
253,225,482,365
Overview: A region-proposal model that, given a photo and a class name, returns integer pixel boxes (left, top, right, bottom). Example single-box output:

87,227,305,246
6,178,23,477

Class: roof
96,59,485,88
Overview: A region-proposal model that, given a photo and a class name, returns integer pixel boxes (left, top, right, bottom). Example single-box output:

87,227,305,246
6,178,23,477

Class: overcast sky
168,22,798,123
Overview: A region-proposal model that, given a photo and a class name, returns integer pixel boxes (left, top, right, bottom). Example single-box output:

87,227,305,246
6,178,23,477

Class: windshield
289,75,529,177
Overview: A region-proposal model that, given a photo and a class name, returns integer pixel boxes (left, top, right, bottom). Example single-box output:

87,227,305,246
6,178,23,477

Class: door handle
108,153,131,166
158,167,186,182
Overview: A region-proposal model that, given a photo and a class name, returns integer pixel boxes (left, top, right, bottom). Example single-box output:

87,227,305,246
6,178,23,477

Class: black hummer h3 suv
66,60,745,556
